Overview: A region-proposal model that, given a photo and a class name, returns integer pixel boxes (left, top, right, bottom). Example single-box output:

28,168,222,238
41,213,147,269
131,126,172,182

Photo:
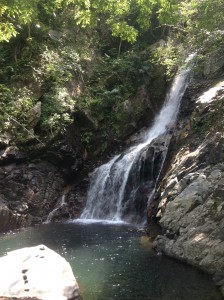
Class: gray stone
28,102,41,128
0,245,81,300
48,30,62,41
0,200,24,233
159,173,211,232
203,54,224,78
0,162,65,229
152,80,224,296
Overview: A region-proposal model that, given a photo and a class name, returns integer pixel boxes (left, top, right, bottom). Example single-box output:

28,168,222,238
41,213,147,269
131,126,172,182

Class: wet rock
122,132,170,223
0,199,25,233
0,244,81,300
0,162,64,229
0,120,87,232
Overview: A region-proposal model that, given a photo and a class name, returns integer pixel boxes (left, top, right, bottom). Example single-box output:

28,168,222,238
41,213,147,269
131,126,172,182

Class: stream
0,222,222,300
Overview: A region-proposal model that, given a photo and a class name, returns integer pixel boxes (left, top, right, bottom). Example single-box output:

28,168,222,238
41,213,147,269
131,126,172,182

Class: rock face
0,162,65,231
0,160,88,231
152,79,224,296
0,199,25,232
0,244,81,300
122,132,171,223
0,119,88,232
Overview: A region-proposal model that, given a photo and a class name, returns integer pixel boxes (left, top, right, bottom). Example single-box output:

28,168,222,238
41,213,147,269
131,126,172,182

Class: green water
0,222,222,300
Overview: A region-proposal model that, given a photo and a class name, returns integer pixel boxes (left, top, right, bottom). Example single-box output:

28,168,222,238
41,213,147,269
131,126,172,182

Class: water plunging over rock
80,54,196,224
45,194,67,224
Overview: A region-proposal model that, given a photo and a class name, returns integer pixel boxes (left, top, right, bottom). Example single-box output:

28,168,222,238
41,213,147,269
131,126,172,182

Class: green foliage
0,0,65,41
157,0,180,25
157,0,224,46
0,83,37,144
0,0,157,44
73,48,157,154
81,131,93,145
0,0,223,155
40,87,75,137
1,0,223,48
77,50,153,122
151,38,185,78
40,45,81,87
147,0,224,76
0,25,93,145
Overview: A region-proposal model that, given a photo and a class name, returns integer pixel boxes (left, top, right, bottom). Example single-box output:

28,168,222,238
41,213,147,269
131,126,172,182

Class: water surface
0,223,222,300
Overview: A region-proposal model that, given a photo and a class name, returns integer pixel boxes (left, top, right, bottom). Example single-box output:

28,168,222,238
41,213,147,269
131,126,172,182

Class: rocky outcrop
0,244,81,300
0,118,88,232
0,200,25,233
0,162,64,230
0,157,91,231
152,79,224,296
122,131,171,223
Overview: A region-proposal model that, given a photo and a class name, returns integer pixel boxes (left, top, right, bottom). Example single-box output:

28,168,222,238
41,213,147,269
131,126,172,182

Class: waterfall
44,194,66,224
79,54,196,224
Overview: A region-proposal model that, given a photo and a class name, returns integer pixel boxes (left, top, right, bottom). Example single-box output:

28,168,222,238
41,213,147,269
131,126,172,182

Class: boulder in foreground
0,244,81,300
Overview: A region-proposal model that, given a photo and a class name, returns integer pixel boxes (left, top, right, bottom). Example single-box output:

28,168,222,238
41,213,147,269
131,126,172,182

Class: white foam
76,53,196,224
70,218,128,225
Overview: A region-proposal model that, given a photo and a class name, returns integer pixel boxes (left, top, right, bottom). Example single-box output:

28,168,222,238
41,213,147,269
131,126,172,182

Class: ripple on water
0,222,222,300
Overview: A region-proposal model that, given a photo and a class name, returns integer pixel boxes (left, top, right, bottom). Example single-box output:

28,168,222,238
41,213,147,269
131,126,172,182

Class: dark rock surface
0,119,88,232
0,161,64,230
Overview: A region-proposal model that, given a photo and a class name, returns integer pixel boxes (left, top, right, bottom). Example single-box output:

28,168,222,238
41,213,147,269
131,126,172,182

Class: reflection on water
0,223,222,300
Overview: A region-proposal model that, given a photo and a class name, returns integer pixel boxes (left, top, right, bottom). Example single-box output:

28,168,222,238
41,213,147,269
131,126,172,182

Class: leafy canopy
0,0,157,43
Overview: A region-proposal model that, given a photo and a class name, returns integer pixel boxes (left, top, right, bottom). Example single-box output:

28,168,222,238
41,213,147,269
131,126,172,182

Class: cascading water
45,194,66,223
80,54,196,224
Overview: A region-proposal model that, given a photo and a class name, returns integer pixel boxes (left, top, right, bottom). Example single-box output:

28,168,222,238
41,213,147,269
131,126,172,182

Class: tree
0,0,157,43
157,0,224,46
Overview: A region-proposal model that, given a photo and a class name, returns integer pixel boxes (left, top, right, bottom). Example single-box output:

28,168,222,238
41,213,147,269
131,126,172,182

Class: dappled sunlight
170,138,208,175
192,233,206,243
197,80,224,104
183,230,224,269
0,223,222,300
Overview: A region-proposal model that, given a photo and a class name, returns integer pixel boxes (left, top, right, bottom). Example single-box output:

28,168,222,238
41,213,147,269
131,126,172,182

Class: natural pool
0,222,222,300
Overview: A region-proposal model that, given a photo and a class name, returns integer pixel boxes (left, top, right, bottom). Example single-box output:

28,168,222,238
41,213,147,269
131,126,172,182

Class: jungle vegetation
0,0,223,153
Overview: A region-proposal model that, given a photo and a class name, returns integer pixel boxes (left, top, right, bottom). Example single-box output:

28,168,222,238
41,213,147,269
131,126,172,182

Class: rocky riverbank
151,78,224,296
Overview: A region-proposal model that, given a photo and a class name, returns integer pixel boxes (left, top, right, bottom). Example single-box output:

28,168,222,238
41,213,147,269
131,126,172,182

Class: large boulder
0,244,81,300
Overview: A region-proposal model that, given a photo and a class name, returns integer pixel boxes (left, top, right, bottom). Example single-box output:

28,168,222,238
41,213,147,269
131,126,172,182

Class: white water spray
79,54,196,224
45,194,66,224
